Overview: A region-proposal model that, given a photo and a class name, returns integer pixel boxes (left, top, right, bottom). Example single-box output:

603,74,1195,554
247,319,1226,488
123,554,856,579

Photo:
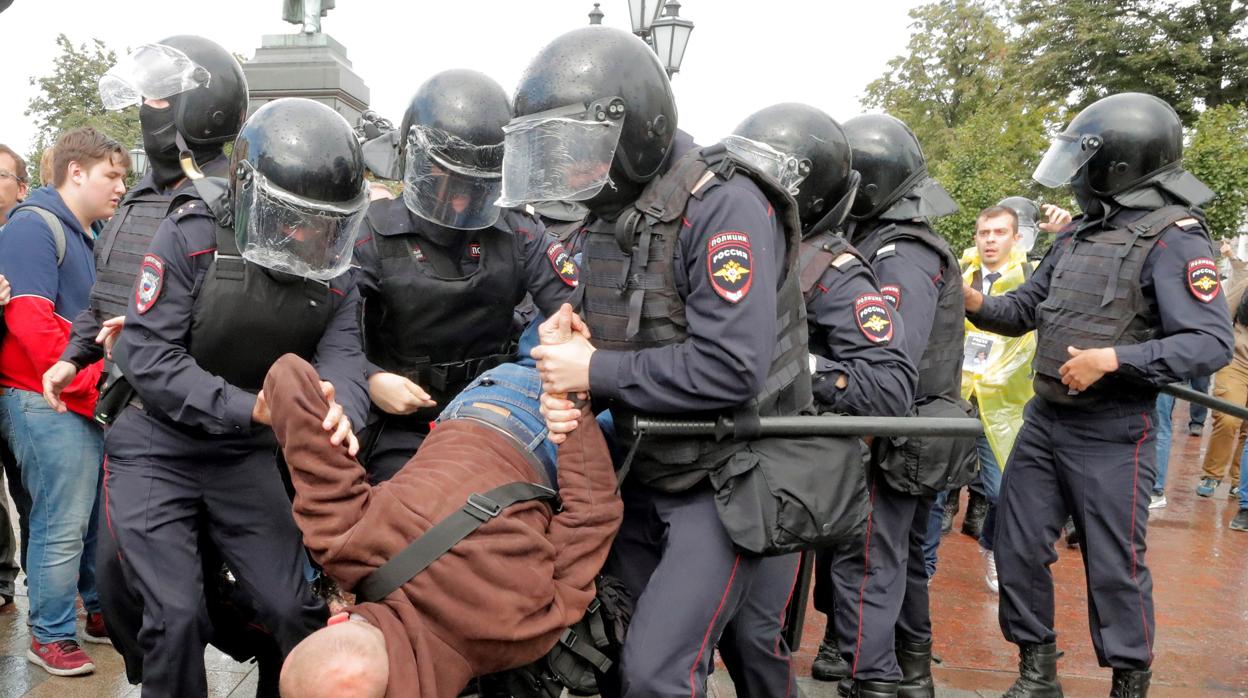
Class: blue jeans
923,435,1000,574
1238,439,1248,510
0,387,103,642
438,363,557,485
1188,374,1210,427
1153,393,1176,495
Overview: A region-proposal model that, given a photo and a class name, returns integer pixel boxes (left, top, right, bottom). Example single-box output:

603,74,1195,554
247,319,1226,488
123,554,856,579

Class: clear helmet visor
1032,132,1101,189
720,135,809,195
402,126,503,230
1017,224,1038,254
236,166,368,281
496,111,623,209
99,43,210,111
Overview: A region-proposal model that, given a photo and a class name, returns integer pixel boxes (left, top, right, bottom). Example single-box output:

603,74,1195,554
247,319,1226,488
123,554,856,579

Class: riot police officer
829,114,974,698
513,27,809,698
964,92,1232,698
713,103,919,697
102,98,371,697
40,35,285,691
352,69,578,483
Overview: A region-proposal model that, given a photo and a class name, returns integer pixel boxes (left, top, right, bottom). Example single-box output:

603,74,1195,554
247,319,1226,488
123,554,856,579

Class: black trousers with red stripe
995,397,1156,670
718,552,802,697
600,481,798,698
830,475,935,682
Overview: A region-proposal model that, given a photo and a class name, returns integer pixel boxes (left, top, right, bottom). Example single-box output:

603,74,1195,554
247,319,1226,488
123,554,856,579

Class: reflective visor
720,135,809,195
236,166,368,281
99,43,210,111
402,126,503,230
1032,132,1101,189
496,106,623,208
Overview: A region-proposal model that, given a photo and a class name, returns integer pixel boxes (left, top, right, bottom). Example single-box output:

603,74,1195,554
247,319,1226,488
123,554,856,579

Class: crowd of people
0,22,1242,698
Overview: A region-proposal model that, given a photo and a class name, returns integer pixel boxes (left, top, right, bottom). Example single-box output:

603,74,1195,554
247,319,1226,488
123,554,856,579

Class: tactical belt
397,351,516,394
354,481,561,603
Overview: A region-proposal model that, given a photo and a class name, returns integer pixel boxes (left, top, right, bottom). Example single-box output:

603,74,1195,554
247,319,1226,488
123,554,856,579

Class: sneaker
1188,424,1203,436
27,638,95,676
981,548,999,593
1148,492,1167,509
1197,478,1220,497
83,612,111,645
1230,486,1241,499
1230,510,1248,532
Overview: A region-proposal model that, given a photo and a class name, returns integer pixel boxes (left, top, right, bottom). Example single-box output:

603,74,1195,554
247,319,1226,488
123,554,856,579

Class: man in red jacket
0,127,128,676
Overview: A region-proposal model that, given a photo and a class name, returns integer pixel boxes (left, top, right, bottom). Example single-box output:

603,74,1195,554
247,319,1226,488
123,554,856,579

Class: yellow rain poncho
960,246,1037,468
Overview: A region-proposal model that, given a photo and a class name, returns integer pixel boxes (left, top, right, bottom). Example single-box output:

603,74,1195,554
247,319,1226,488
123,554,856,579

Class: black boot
847,678,900,698
1109,669,1151,697
812,625,851,682
896,639,935,698
961,490,989,538
940,491,960,534
1002,642,1063,698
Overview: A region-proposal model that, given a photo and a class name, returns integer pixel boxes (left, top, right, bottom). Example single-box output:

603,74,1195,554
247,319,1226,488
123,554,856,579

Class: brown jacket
263,355,623,698
1225,258,1248,374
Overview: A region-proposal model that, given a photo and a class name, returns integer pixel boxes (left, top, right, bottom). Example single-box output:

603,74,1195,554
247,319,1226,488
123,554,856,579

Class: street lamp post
626,0,665,41
129,143,148,178
649,0,694,77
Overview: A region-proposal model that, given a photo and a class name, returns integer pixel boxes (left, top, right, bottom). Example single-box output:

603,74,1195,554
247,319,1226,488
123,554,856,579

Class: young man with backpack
0,127,128,676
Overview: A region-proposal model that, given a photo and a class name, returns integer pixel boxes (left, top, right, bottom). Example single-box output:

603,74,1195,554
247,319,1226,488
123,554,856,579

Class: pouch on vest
875,396,979,497
708,434,871,555
498,574,633,697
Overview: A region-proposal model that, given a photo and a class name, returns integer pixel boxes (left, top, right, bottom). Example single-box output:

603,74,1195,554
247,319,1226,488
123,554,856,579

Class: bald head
280,619,389,698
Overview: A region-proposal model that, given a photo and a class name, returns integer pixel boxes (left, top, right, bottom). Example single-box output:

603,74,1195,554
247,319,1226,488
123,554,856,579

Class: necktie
984,271,1002,294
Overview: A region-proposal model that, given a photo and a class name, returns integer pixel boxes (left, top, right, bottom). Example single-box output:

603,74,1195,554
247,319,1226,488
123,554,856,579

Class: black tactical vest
797,231,879,384
362,199,527,410
854,222,965,403
581,146,811,492
1032,205,1196,406
91,186,200,319
188,225,334,392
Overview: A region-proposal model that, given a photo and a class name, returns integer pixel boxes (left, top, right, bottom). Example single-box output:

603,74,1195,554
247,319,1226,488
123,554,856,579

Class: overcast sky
0,0,922,156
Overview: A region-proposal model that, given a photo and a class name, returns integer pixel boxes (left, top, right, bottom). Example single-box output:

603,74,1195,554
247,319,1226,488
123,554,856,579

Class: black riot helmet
158,35,248,146
398,69,512,230
229,98,369,281
729,103,858,235
499,26,678,211
1033,93,1183,197
843,114,929,221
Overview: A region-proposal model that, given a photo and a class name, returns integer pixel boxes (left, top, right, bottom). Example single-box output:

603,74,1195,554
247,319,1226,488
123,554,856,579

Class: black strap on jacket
354,482,561,603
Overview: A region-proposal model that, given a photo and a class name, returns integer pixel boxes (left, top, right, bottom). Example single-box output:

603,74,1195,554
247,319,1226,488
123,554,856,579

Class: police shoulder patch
135,254,165,314
880,284,902,309
547,241,579,287
468,242,482,259
707,231,753,303
1187,257,1220,302
854,293,895,344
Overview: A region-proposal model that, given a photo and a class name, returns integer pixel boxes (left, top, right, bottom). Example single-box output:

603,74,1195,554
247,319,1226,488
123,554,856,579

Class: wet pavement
2,402,1246,697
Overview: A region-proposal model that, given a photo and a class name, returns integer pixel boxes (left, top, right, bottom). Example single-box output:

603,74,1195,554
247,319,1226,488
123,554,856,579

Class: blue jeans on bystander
0,387,102,643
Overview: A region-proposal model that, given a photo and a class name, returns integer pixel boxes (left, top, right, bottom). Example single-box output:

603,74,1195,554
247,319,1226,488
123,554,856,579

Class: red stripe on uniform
689,554,742,698
102,456,121,561
1130,412,1153,661
187,247,216,257
354,235,373,248
852,480,879,678
682,217,693,228
329,287,345,297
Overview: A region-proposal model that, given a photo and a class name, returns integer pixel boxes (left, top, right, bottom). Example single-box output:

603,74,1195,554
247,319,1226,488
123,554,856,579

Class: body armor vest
797,232,878,386
363,199,526,412
188,225,333,392
855,222,965,403
91,186,199,319
1032,205,1195,406
581,146,811,492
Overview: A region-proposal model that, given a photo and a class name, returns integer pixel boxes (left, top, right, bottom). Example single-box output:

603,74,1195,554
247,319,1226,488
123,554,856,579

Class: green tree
1185,104,1248,238
24,34,140,187
1013,0,1248,125
864,0,1018,162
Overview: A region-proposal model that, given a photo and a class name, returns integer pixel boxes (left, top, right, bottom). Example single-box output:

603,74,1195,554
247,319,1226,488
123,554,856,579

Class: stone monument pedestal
242,32,369,126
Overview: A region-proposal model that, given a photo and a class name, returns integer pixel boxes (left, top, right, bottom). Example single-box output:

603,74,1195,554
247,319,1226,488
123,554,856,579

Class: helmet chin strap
176,131,205,180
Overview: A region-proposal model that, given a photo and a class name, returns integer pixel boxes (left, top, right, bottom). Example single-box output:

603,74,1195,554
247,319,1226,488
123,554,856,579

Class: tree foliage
866,0,1248,247
1185,104,1248,238
24,34,140,188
